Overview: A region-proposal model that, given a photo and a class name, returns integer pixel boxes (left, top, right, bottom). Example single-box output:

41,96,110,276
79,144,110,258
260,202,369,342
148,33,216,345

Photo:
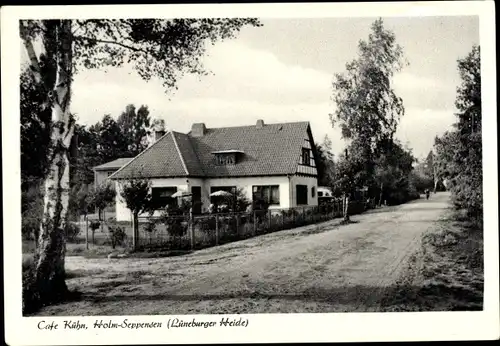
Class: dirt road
38,193,451,315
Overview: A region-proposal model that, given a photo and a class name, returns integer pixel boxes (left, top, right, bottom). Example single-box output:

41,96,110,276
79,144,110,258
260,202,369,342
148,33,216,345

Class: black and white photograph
2,2,498,344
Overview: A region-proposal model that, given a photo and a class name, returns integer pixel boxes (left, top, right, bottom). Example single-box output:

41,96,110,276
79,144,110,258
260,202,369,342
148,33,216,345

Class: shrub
64,223,81,242
144,220,157,234
108,224,127,249
89,220,100,231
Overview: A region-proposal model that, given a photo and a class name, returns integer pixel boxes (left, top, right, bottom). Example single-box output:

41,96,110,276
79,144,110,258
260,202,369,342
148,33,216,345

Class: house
93,158,134,187
110,120,320,221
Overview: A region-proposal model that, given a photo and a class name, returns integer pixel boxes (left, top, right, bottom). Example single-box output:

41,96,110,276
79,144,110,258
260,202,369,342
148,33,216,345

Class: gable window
252,185,280,206
151,186,177,208
301,148,311,166
107,171,114,177
296,185,308,205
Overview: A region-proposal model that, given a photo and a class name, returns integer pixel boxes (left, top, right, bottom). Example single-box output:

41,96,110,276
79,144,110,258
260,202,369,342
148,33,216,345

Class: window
107,171,114,177
312,186,316,198
215,154,235,165
296,185,308,205
318,191,323,197
151,187,177,208
252,185,280,205
301,148,311,166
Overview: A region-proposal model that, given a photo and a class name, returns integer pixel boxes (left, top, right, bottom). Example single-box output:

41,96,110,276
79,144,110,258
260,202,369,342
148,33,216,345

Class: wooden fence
134,200,369,251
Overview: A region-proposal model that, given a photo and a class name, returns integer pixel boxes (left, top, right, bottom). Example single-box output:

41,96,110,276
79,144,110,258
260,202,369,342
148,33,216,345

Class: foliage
22,180,44,241
68,183,95,219
330,18,408,201
107,223,127,249
89,220,101,231
433,46,482,220
329,18,420,207
117,104,152,156
409,171,434,194
373,139,417,205
64,223,81,242
20,57,54,186
144,220,158,234
330,18,407,150
91,182,116,214
234,187,251,212
120,179,154,216
315,135,336,187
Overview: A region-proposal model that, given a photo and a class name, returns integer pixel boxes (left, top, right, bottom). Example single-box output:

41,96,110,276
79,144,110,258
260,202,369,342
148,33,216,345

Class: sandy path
38,193,450,315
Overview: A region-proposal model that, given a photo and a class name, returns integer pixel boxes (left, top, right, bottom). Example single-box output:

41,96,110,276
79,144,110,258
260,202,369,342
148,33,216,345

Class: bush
64,223,81,242
144,220,157,234
89,220,100,231
108,223,127,249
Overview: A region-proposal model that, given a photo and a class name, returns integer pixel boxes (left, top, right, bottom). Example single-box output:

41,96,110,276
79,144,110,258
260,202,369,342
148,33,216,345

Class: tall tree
330,18,407,217
315,135,336,187
20,18,261,312
117,104,151,156
434,45,482,219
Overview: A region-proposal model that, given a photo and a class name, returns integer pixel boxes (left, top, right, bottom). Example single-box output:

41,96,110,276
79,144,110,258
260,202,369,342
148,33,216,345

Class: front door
191,186,202,214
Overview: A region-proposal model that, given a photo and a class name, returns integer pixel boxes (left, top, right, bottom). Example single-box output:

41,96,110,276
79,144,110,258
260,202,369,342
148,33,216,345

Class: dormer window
212,149,244,166
215,153,236,165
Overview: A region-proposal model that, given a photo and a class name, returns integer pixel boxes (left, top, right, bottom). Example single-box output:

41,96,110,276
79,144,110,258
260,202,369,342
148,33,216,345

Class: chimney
256,119,264,129
154,130,166,142
191,123,206,137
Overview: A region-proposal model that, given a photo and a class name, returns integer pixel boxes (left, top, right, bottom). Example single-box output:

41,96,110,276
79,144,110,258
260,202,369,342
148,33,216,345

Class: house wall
94,169,116,187
115,178,190,221
203,175,292,210
115,174,318,221
289,175,318,207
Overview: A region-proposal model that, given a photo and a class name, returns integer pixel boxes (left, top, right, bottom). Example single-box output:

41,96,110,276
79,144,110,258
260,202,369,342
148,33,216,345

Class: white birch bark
22,20,75,300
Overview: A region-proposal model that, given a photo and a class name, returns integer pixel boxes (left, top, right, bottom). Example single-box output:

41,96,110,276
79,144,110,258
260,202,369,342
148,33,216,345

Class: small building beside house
110,120,321,221
93,158,134,187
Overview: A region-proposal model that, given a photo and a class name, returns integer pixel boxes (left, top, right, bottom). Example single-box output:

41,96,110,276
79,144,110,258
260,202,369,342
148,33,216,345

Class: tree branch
73,35,149,55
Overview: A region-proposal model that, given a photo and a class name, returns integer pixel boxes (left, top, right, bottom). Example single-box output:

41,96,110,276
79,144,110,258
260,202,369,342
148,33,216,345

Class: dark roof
111,121,313,179
93,158,133,171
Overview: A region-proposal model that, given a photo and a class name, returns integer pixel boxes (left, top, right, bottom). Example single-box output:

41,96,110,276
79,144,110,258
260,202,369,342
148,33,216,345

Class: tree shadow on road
67,283,482,313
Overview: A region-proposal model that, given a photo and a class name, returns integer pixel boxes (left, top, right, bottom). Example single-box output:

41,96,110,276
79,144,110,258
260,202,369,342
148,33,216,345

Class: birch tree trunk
23,20,75,305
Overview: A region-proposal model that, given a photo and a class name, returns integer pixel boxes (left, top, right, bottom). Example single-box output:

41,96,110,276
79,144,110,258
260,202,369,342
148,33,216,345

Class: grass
380,209,483,311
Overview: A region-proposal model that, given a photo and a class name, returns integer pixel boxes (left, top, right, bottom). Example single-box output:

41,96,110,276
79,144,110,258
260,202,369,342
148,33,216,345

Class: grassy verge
380,209,483,311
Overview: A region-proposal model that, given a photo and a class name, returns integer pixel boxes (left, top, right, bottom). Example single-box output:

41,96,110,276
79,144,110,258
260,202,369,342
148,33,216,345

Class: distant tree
315,135,336,188
91,183,116,220
373,139,416,205
434,45,482,220
330,18,408,218
20,18,261,312
117,104,151,156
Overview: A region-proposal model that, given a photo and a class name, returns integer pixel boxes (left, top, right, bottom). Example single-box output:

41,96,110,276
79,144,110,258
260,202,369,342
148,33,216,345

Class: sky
22,16,479,159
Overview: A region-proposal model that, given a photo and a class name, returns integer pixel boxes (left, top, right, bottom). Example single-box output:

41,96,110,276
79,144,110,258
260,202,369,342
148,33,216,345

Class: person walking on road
425,188,430,200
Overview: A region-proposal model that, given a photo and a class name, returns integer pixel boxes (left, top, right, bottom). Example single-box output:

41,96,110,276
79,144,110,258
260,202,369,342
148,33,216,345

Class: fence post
85,215,89,250
189,213,194,250
268,209,272,230
236,213,240,236
253,211,257,236
215,214,219,245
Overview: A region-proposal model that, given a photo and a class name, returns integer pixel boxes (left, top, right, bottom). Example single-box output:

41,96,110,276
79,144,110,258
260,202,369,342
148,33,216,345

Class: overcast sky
23,16,479,159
